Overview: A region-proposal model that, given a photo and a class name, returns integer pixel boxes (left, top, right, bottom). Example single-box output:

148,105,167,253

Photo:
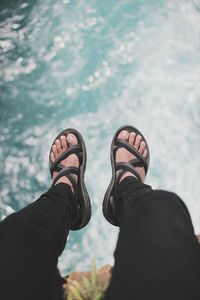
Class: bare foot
50,133,79,193
116,130,148,183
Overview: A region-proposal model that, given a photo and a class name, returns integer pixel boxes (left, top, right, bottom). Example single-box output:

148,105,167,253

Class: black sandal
49,128,91,230
103,125,150,226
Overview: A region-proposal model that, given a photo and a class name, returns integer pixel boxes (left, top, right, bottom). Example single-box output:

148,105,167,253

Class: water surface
0,0,200,274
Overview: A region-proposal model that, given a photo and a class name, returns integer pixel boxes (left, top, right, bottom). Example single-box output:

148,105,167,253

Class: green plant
66,261,109,300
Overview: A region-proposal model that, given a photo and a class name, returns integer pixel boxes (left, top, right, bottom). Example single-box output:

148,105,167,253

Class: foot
50,133,79,193
116,130,148,183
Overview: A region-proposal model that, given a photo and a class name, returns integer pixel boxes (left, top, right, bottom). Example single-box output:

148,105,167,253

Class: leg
104,127,200,300
0,131,90,300
105,177,200,300
0,183,76,300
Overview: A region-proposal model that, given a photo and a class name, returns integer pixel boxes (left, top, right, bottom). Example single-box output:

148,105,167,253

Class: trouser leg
0,183,77,300
105,177,200,300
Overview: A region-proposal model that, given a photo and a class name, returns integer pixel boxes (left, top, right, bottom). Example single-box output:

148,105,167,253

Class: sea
0,0,200,274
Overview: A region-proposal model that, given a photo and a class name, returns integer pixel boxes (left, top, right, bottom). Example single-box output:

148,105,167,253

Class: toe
55,139,62,154
118,130,129,140
139,141,146,154
135,135,142,150
67,133,78,145
60,135,67,150
52,144,59,157
129,132,136,145
143,149,148,158
50,152,55,162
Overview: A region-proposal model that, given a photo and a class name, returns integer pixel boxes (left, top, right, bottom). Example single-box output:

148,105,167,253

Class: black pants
0,178,200,300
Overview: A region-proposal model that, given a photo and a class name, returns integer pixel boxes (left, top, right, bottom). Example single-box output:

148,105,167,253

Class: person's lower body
104,177,200,300
1,125,200,300
0,128,91,300
0,183,77,300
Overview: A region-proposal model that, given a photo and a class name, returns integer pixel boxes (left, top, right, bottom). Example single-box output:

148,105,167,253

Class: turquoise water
0,0,200,274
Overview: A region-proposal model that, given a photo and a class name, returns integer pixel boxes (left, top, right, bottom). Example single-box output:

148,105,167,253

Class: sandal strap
114,139,148,173
116,162,142,182
50,145,83,175
52,167,79,192
116,170,127,184
129,158,144,168
53,163,66,173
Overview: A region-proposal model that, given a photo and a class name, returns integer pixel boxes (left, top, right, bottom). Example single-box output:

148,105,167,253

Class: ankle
55,177,75,193
118,171,136,183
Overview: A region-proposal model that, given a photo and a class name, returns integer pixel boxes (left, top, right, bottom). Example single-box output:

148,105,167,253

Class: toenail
121,130,129,138
136,135,142,143
67,133,75,142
